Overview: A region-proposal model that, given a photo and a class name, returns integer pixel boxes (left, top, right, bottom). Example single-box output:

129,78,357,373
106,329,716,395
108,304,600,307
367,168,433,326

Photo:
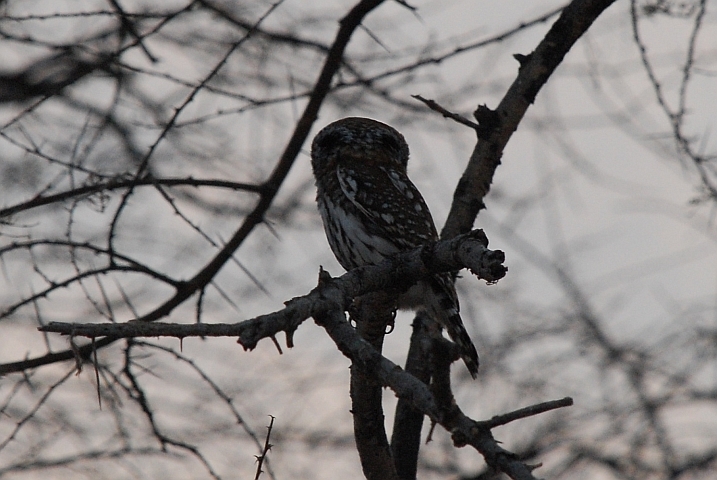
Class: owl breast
317,195,399,270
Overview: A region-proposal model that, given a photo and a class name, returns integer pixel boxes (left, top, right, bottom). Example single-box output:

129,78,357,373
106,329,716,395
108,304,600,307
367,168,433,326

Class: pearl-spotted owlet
311,117,479,378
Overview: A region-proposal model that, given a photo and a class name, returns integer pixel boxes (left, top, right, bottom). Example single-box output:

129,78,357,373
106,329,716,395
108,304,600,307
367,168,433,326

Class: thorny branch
630,0,717,200
441,0,620,239
36,229,505,343
254,416,275,480
393,1,620,475
312,306,572,480
3,0,711,479
0,0,387,375
0,176,263,219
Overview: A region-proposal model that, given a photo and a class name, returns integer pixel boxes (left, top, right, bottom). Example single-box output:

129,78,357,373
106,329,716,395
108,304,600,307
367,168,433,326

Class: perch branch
37,229,506,346
0,0,387,376
313,302,571,480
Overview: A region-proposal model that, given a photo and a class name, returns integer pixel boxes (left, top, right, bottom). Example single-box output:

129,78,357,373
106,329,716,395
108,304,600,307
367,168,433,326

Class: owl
311,117,479,378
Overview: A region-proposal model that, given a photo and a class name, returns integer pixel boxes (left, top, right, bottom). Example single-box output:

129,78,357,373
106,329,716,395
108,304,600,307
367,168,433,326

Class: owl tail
428,277,480,379
445,317,480,379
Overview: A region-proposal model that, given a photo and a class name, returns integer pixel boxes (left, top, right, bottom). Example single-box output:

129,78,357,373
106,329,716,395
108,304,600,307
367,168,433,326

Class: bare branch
254,416,275,480
411,95,479,130
0,176,263,219
36,230,506,343
1,0,389,376
442,0,620,238
349,292,400,480
313,303,568,480
484,397,574,429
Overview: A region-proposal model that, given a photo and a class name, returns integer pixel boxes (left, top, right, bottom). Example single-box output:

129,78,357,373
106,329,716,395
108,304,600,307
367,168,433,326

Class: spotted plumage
311,117,479,378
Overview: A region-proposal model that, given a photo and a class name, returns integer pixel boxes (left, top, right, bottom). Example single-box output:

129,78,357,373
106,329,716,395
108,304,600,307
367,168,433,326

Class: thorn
318,266,332,284
270,335,283,355
92,337,102,410
513,53,532,66
527,462,543,471
426,419,437,443
285,328,295,349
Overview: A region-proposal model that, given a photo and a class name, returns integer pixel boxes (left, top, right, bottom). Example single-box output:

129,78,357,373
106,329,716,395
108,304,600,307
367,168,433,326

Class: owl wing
336,159,438,249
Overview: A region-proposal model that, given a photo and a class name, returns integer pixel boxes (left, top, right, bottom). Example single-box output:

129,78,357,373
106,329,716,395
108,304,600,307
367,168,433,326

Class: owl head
311,117,410,176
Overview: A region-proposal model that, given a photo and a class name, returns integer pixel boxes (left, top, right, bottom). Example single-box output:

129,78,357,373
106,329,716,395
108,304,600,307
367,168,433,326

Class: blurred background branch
1,0,715,478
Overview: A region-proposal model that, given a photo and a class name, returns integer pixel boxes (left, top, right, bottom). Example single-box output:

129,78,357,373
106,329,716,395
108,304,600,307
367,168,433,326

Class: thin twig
254,416,275,480
412,95,479,129
92,338,101,410
0,0,388,375
483,397,574,429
